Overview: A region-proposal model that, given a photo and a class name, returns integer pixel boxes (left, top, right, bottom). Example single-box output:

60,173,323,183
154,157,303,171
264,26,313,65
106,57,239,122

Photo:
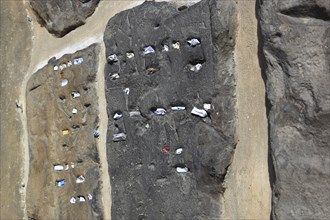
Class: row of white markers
70,193,93,204
53,57,84,71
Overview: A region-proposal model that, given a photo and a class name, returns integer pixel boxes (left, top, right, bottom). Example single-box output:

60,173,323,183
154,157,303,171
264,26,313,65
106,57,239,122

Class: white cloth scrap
76,175,85,184
203,103,212,111
113,112,123,120
175,148,183,155
172,42,180,49
191,107,207,118
108,54,118,62
54,165,64,171
111,73,120,80
154,108,166,116
187,38,201,46
61,79,68,86
73,57,83,65
71,92,80,99
88,194,93,200
112,133,127,142
190,63,202,72
143,46,155,55
127,52,134,58
70,197,76,204
163,45,169,52
176,167,188,173
129,111,141,117
171,106,185,111
124,88,130,95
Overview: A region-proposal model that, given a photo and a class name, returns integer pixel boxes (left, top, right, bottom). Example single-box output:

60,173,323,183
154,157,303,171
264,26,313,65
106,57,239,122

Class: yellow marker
62,129,69,135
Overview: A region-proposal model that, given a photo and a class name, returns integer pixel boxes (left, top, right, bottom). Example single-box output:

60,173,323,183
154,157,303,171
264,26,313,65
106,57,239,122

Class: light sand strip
221,0,271,219
19,1,36,219
95,41,112,220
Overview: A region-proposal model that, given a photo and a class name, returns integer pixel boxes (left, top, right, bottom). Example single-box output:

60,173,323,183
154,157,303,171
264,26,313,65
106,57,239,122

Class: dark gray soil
258,0,330,219
26,44,103,219
29,0,100,37
103,0,237,219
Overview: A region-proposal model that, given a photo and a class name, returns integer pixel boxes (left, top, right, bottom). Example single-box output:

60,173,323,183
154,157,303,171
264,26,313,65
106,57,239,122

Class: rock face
258,0,330,219
103,0,237,219
29,0,100,37
26,45,103,219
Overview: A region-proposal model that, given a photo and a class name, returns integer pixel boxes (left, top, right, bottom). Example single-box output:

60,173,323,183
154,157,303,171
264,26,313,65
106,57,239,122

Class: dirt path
221,0,271,219
95,41,112,220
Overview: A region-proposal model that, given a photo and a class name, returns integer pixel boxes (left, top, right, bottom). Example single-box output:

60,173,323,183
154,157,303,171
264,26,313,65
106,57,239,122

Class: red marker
162,146,170,153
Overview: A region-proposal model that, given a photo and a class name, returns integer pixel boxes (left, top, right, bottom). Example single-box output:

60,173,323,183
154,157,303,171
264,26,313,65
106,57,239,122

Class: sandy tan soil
0,1,32,219
95,41,112,220
221,0,271,219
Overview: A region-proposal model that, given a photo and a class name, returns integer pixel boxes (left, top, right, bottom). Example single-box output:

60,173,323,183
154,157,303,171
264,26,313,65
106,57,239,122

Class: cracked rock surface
29,0,100,37
26,44,103,219
104,0,237,219
258,0,330,219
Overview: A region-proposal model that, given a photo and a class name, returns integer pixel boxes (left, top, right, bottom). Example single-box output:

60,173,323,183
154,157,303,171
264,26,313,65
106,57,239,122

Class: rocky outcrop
103,0,237,219
29,0,100,37
258,0,330,219
26,45,103,219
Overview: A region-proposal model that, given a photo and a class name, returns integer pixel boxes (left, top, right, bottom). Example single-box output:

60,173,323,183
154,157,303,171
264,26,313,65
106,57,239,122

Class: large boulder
26,44,103,219
29,0,100,37
258,0,330,219
103,0,237,219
